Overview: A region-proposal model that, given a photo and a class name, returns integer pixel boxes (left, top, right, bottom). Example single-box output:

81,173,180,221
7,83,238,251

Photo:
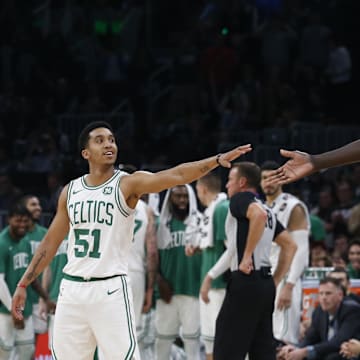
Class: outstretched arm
122,144,252,207
265,139,360,185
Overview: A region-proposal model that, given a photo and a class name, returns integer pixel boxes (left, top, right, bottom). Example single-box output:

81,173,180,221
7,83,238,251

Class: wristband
17,283,27,289
216,153,223,166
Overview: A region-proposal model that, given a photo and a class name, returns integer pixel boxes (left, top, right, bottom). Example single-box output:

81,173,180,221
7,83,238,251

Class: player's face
170,186,189,210
26,196,42,221
226,168,242,198
8,215,31,239
318,282,343,314
261,170,280,196
84,127,118,165
348,244,360,270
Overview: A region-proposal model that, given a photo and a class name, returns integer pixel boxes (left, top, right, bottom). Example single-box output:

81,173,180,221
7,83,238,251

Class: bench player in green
20,195,48,338
190,171,229,360
0,204,52,360
156,184,202,359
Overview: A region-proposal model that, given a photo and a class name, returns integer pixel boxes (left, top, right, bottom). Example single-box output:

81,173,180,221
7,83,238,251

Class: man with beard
261,161,310,347
347,240,360,279
0,204,52,360
156,184,202,360
20,195,48,338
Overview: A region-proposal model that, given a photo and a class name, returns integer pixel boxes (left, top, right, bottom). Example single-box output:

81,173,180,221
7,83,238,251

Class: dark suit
300,299,360,359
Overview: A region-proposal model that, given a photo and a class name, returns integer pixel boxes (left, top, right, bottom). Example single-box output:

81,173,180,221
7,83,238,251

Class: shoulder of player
214,198,229,211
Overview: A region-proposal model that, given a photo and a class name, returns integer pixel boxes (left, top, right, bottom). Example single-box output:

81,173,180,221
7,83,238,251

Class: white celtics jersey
269,192,310,268
128,199,148,273
63,170,135,278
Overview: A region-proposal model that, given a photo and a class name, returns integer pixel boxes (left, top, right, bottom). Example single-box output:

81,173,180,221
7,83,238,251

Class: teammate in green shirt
188,172,228,360
0,204,52,360
156,184,202,359
20,195,48,337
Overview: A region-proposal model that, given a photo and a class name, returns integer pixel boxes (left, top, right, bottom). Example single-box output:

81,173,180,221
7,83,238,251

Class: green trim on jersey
201,199,229,288
0,228,33,316
49,239,68,301
121,276,136,359
159,218,201,297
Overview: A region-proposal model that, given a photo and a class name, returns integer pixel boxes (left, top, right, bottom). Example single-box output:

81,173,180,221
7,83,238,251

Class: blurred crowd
0,0,360,268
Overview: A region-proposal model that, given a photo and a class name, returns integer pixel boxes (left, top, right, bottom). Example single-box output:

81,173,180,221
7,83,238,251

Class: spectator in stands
0,173,22,211
311,185,336,249
309,214,326,244
330,250,348,269
325,33,352,121
348,203,360,238
331,179,356,237
42,171,64,215
310,242,332,267
332,234,350,260
328,267,360,304
351,164,360,199
347,240,360,279
277,277,360,360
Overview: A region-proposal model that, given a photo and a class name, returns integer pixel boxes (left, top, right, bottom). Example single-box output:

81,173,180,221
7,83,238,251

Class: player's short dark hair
348,239,360,250
260,160,280,171
232,162,261,188
197,171,221,193
8,203,32,218
19,194,38,206
78,121,114,153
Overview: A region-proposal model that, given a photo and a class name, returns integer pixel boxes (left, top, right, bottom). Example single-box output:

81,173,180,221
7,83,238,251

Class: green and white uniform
156,185,202,360
199,196,228,354
0,227,34,358
47,237,68,350
26,223,48,334
52,170,139,360
128,199,148,337
269,192,310,345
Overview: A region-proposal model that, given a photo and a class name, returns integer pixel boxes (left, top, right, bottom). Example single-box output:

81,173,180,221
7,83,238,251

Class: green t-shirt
26,223,47,304
347,263,360,279
201,199,229,289
310,214,326,242
49,238,68,302
159,218,201,297
0,228,33,317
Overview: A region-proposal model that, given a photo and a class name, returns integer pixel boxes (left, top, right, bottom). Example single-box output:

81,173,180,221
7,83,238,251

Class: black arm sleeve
273,218,285,240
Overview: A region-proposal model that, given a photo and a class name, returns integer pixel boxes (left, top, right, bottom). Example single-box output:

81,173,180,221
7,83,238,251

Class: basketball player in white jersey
11,121,252,360
118,164,158,351
129,198,158,351
261,161,310,346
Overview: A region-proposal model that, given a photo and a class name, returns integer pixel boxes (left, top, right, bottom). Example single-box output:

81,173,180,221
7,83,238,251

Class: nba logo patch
103,186,113,195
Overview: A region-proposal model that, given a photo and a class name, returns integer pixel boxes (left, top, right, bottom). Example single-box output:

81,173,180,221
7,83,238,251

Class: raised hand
263,149,315,185
217,144,252,168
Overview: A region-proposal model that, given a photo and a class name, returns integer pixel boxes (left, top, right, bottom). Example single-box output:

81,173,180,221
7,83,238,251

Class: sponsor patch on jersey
279,202,287,211
103,186,113,195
